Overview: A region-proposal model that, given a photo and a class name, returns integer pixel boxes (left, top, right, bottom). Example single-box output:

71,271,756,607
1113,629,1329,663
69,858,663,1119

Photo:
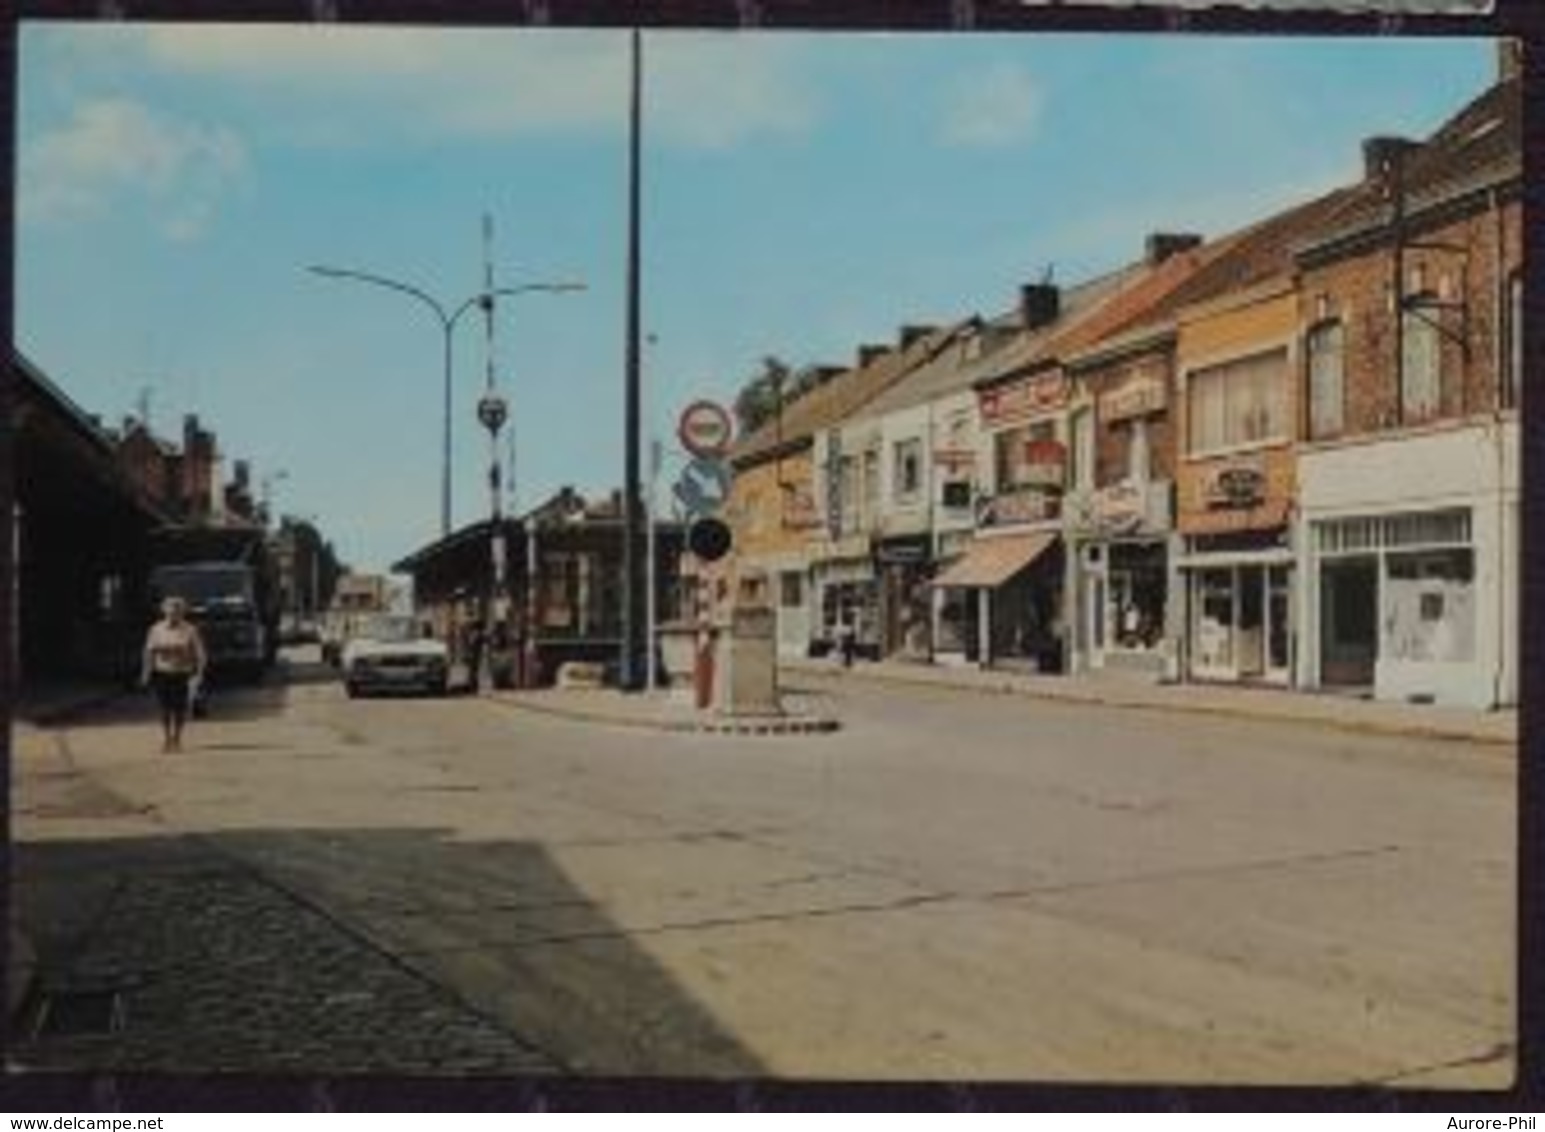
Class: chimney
234,459,250,490
1019,284,1060,330
857,344,889,369
1362,135,1416,185
1499,38,1523,84
1145,232,1203,267
898,324,937,349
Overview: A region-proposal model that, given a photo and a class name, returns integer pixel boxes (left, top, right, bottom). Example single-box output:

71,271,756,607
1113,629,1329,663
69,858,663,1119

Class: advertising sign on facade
978,372,1069,426
1100,377,1167,423
1093,481,1146,532
782,486,821,530
825,429,843,540
1203,458,1268,509
979,488,1060,527
1018,439,1067,489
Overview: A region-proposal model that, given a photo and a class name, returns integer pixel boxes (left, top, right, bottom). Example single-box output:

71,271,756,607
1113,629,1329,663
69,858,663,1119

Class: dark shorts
152,671,193,715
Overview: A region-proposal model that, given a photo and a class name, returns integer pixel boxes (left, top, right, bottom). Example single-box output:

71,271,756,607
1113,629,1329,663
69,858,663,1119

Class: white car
342,614,449,698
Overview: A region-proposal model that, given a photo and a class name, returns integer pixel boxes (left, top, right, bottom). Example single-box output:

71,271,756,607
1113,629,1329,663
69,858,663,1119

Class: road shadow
9,823,766,1084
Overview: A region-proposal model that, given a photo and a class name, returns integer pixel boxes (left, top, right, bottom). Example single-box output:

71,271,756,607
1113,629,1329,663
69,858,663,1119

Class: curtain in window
1188,349,1287,453
1308,322,1345,439
1401,305,1442,421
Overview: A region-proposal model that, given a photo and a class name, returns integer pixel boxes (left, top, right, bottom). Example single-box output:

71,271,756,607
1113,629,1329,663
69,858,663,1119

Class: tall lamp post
309,262,582,540
307,265,487,538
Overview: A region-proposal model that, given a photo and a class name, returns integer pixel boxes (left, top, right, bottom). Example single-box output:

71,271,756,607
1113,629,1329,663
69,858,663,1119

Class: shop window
893,438,923,502
1194,568,1235,670
1384,548,1475,662
1108,547,1165,651
994,420,1056,491
1401,296,1442,423
838,455,859,535
1187,349,1289,455
540,553,576,629
1307,320,1345,439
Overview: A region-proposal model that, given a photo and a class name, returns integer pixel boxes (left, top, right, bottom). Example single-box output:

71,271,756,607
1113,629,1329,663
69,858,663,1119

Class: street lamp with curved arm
306,263,586,537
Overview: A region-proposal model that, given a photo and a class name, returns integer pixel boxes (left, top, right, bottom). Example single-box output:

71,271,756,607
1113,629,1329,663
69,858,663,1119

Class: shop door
1320,556,1377,687
1265,565,1292,684
1236,565,1266,679
1191,568,1236,680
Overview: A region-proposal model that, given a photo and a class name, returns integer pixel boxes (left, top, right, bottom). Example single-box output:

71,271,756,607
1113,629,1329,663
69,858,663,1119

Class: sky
16,24,1496,574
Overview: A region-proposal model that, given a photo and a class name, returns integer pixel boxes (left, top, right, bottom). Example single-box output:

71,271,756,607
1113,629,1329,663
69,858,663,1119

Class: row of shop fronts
759,433,1516,710
727,66,1519,710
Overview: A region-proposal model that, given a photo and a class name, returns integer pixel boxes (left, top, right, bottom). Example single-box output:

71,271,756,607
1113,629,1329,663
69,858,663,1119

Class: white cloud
939,63,1042,149
131,25,817,149
21,96,248,239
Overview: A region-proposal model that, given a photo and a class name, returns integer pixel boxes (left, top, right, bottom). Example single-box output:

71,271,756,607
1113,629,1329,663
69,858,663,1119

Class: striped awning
930,531,1058,589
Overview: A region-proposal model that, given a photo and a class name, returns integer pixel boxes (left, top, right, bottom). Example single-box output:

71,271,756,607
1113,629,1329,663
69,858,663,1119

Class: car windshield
357,616,422,643
151,566,252,606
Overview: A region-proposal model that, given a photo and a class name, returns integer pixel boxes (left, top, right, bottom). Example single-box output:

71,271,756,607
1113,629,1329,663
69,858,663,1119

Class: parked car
341,614,449,698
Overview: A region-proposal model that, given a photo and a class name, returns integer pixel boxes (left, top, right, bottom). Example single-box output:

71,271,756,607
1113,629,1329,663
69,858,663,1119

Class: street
10,653,1515,1085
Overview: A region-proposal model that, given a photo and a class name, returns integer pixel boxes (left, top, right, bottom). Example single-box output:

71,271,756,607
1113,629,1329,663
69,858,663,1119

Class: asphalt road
11,652,1515,1085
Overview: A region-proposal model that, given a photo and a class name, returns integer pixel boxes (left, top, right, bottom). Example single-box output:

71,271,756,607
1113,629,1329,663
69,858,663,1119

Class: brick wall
1299,195,1521,438
1077,344,1177,488
727,448,818,563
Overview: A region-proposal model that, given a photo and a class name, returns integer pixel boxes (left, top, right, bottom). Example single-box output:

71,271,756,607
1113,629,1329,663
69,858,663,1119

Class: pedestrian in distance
141,596,207,753
838,615,857,669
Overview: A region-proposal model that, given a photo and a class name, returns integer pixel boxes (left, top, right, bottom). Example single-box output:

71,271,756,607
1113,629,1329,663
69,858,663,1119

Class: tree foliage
732,355,838,437
733,355,792,436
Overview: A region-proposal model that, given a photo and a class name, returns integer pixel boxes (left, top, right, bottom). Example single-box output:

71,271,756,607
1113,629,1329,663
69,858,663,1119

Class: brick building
1292,72,1521,707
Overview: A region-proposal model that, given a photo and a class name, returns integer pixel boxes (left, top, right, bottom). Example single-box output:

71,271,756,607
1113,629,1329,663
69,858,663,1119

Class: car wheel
345,683,359,699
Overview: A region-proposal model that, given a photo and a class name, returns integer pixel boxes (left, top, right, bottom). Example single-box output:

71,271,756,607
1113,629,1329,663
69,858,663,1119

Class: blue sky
17,25,1495,573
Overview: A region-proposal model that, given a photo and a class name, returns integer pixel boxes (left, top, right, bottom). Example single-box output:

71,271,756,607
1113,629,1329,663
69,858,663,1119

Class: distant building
394,488,686,687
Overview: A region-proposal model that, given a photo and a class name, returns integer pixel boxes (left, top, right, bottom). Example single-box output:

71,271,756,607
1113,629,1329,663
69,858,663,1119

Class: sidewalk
12,679,130,730
782,657,1518,748
487,686,841,736
9,680,135,1031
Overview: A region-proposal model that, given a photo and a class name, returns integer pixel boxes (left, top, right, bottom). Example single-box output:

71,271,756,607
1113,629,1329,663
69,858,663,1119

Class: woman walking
141,597,207,752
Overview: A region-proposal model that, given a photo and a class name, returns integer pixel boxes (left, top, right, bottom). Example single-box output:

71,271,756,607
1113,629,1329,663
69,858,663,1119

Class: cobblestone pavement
10,706,557,1077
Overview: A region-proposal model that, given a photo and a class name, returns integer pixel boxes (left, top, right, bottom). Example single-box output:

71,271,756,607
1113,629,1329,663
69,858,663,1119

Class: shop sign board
825,428,843,541
781,486,822,530
1100,377,1167,423
978,371,1069,426
1203,457,1268,509
1018,438,1067,489
979,487,1060,527
1094,481,1146,532
874,537,930,565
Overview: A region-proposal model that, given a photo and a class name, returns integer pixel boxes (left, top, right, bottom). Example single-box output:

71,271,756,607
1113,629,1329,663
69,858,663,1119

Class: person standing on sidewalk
140,596,207,753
